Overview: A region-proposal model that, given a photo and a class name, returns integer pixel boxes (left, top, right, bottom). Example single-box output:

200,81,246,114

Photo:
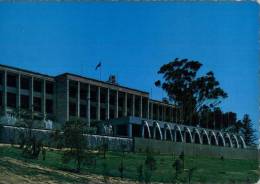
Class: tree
62,119,88,172
155,58,227,125
241,114,256,146
144,149,157,184
13,108,43,159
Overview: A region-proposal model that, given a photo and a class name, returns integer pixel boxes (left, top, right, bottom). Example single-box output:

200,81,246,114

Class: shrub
62,119,88,172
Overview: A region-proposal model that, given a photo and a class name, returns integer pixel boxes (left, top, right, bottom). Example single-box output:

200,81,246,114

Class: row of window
0,92,53,113
0,73,54,94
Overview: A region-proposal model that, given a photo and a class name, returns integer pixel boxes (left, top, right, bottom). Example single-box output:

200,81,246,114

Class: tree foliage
155,58,227,124
62,119,88,172
241,114,256,146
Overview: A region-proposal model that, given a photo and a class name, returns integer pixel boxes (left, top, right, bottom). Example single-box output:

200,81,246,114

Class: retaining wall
0,126,133,152
134,137,258,160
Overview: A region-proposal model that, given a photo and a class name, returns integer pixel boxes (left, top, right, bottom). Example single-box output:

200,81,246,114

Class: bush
62,119,88,172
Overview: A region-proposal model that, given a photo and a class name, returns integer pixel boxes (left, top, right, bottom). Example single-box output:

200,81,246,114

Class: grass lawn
0,145,258,183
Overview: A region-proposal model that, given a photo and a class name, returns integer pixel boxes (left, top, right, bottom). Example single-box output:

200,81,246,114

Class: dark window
46,82,54,94
116,125,127,136
100,108,106,120
80,104,86,117
33,80,42,92
69,85,77,98
21,95,29,109
90,105,96,119
0,91,2,106
90,86,97,102
21,77,30,90
7,74,17,87
80,89,87,100
46,99,53,113
7,92,16,108
33,97,41,112
110,109,114,119
109,90,116,106
69,102,76,116
0,73,3,85
100,88,107,104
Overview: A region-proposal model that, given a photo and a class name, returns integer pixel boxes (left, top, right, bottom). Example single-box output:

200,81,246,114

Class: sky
0,2,259,136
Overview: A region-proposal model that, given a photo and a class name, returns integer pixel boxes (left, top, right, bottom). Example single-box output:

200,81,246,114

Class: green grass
0,145,258,183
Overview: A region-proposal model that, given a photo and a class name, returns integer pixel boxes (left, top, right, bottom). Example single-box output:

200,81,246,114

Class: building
0,64,246,149
0,64,175,127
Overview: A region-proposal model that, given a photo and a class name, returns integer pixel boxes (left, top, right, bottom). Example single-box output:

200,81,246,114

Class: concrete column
150,102,153,120
3,70,7,115
128,123,132,138
124,93,127,116
87,84,91,126
97,86,100,121
29,77,34,119
115,90,118,118
147,99,149,119
106,88,110,120
132,95,135,116
140,96,143,118
42,79,46,120
76,81,80,118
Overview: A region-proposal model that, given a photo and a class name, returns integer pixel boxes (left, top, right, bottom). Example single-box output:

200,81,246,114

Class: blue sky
0,2,259,135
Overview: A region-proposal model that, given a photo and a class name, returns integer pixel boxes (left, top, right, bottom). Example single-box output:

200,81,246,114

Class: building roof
0,64,54,79
56,72,149,95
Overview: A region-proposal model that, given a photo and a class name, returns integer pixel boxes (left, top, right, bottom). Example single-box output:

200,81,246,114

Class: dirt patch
0,157,137,184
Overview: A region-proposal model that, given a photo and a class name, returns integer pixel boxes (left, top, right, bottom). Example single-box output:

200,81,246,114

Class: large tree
155,58,227,125
241,114,256,146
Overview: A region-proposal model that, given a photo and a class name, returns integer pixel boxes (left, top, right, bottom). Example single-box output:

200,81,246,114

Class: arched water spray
216,132,225,147
141,121,151,138
183,127,193,143
209,131,219,146
164,124,173,141
238,135,247,148
153,121,163,140
174,125,183,142
231,134,239,148
201,129,210,145
224,133,233,148
193,128,202,144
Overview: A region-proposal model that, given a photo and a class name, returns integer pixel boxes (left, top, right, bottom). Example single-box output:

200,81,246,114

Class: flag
95,62,101,70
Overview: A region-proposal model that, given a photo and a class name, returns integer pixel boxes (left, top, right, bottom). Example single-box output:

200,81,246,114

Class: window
0,91,2,106
33,97,41,112
69,102,76,116
21,95,29,109
80,89,87,100
46,99,53,113
7,74,16,87
69,85,77,98
90,86,97,102
21,77,30,90
33,80,42,92
46,82,54,94
7,92,16,108
0,73,3,85
80,104,86,117
90,105,96,119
